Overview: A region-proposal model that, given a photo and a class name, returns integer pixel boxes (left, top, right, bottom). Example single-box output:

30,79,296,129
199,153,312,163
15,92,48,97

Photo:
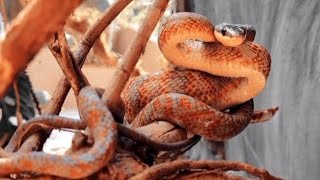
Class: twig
48,28,89,96
5,116,86,152
0,0,9,27
17,132,43,153
27,75,42,115
13,81,23,127
102,0,170,117
118,124,201,151
130,160,283,180
251,106,279,124
175,170,247,180
0,0,82,98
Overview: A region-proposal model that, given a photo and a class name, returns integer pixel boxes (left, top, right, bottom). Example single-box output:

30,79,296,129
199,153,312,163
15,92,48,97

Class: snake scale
121,12,272,141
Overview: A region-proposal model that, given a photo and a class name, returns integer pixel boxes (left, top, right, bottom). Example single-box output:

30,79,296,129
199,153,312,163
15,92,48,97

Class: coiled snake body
122,12,271,141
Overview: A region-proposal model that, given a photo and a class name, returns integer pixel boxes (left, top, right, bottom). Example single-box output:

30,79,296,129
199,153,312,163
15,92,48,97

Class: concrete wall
189,0,320,179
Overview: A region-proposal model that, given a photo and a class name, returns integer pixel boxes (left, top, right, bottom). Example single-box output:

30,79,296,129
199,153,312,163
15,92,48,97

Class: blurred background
0,0,319,179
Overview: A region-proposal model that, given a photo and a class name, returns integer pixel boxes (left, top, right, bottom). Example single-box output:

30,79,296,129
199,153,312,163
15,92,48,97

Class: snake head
214,23,247,47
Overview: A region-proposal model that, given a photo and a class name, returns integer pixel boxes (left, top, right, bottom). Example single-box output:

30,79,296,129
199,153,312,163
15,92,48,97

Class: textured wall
189,0,320,179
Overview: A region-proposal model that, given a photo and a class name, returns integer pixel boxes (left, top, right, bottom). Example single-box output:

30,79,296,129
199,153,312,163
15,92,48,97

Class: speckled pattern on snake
0,87,117,179
121,12,272,141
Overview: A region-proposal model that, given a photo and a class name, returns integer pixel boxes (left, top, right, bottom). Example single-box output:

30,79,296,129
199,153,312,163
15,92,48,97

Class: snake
0,87,117,178
0,86,202,178
121,12,272,141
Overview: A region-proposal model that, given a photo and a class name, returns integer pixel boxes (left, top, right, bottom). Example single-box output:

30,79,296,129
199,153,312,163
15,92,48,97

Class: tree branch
131,160,283,180
48,28,89,96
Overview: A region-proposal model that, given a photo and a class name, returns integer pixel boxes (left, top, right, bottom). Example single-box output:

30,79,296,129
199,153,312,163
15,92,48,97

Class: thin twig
102,0,170,117
0,0,9,27
118,124,201,151
48,28,89,96
13,81,23,127
251,106,279,124
5,116,86,152
130,160,283,180
0,0,82,97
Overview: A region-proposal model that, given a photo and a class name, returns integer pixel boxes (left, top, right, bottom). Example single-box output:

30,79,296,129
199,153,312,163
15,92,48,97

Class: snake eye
221,28,227,36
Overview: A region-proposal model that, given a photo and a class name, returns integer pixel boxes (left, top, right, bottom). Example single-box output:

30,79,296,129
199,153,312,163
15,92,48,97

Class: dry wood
176,170,247,180
102,0,169,116
17,132,42,153
0,0,82,97
13,81,23,127
0,0,9,25
48,28,89,96
5,116,86,152
131,160,283,180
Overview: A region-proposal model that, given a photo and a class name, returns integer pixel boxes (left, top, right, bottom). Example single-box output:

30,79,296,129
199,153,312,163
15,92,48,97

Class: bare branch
17,132,43,153
118,124,200,151
48,29,89,96
5,116,86,152
13,81,23,127
131,160,283,180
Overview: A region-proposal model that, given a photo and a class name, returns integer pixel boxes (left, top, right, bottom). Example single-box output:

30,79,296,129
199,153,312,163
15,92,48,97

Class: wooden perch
102,0,169,116
0,0,82,97
131,160,283,180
